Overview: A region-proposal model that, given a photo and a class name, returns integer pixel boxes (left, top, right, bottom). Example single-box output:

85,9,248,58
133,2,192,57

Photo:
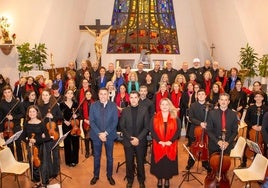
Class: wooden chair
0,147,29,188
232,153,268,187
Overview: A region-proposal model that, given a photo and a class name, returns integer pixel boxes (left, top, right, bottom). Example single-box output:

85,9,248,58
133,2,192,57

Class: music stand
178,144,203,188
246,139,262,154
50,131,72,188
4,130,23,146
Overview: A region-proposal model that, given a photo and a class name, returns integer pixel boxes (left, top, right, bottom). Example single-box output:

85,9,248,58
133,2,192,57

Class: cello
205,131,231,188
246,107,264,159
190,103,210,161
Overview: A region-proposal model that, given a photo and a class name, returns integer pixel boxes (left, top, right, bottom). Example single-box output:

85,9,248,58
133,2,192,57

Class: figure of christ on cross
80,19,112,64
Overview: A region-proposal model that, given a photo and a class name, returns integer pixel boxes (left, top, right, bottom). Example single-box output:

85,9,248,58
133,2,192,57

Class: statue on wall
85,25,112,63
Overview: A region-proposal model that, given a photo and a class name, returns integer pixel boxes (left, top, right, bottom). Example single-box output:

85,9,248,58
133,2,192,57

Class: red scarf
155,91,169,112
153,112,178,163
204,80,211,96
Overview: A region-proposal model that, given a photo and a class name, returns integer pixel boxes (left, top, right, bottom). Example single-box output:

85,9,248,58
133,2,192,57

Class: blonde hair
174,74,186,84
128,71,138,82
159,98,177,118
111,66,123,82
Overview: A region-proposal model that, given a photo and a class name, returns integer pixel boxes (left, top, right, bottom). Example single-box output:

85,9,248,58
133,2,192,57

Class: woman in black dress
21,105,51,187
150,98,181,188
60,89,80,166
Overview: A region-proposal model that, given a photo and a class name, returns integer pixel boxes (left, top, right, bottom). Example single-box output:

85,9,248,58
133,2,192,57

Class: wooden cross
79,19,111,34
210,43,215,58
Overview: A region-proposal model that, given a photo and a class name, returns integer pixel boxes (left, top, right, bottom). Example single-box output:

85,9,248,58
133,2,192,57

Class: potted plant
17,42,33,73
17,42,48,73
258,54,268,85
31,43,48,70
238,43,259,86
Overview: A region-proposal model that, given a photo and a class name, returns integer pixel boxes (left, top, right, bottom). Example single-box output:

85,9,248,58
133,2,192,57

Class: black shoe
107,176,115,185
139,182,145,188
126,182,133,188
164,179,169,188
157,179,162,188
238,163,247,168
90,177,99,185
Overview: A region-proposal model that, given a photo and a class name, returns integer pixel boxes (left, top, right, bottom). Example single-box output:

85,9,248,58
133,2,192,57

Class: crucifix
210,43,215,58
80,19,112,66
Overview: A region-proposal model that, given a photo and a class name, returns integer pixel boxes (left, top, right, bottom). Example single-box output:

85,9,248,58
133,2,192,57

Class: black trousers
124,144,146,184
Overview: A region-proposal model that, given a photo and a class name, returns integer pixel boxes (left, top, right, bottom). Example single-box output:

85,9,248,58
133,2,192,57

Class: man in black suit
206,93,238,155
120,91,149,188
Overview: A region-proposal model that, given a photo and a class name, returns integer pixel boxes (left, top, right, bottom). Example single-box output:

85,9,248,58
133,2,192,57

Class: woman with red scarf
170,83,182,118
154,82,170,113
80,90,94,158
150,98,181,188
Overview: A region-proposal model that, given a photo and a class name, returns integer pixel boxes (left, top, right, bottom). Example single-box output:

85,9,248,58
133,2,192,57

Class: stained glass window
107,0,180,54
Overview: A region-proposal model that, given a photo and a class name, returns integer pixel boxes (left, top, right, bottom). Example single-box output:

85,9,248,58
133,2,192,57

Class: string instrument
70,108,81,136
43,99,61,140
1,99,20,139
3,118,14,138
31,133,41,168
190,103,210,161
46,108,59,140
246,107,264,159
205,131,231,188
68,97,86,136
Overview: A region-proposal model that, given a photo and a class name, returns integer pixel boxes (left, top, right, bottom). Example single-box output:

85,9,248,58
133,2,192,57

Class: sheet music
4,130,23,146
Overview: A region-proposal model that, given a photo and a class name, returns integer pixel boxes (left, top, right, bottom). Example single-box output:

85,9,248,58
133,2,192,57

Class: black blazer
120,105,149,147
206,108,238,154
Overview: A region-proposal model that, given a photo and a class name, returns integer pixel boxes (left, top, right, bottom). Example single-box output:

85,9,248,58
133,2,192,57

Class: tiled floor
1,137,263,188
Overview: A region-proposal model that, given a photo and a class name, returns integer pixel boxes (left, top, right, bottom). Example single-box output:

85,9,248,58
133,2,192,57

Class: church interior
1,0,268,188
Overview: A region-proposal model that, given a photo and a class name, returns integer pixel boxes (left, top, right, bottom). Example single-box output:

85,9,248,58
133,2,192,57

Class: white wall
0,0,268,86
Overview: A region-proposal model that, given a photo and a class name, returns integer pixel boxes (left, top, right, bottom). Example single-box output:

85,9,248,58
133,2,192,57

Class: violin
70,108,81,136
46,108,59,140
246,107,264,159
1,99,20,139
205,131,231,188
190,103,210,161
31,133,41,168
3,117,14,139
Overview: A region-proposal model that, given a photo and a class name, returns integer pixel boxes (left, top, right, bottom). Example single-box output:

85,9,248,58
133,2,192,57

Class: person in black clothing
248,81,268,106
229,80,247,117
186,89,211,172
22,90,37,112
59,89,80,167
120,91,149,188
206,93,238,155
177,62,190,82
0,85,25,161
240,91,268,167
188,58,203,84
76,60,89,88
136,62,147,85
207,83,220,109
37,88,63,178
162,60,177,84
105,63,115,82
148,61,162,90
144,74,157,100
21,105,51,187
